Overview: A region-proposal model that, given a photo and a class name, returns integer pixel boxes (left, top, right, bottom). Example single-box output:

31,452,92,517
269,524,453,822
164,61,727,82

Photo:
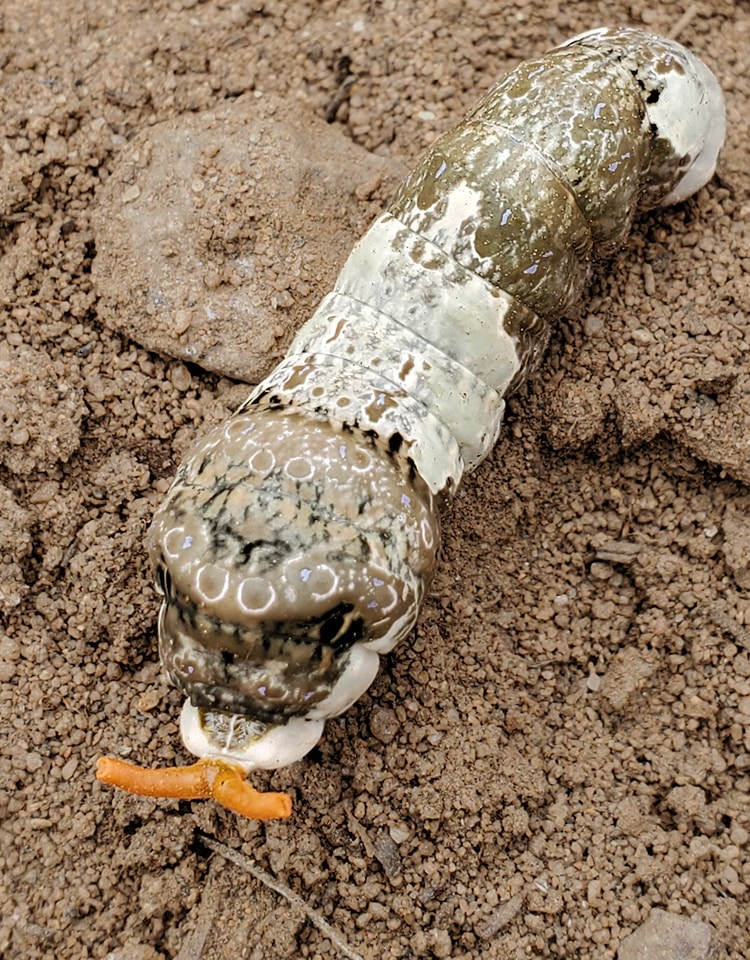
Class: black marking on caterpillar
146,28,724,772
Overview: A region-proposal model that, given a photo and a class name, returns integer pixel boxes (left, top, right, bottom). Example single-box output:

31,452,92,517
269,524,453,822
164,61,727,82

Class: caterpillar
96,27,725,820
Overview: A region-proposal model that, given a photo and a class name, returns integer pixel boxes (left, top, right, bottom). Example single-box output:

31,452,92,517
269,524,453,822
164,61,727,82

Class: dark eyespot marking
318,604,353,644
389,431,404,454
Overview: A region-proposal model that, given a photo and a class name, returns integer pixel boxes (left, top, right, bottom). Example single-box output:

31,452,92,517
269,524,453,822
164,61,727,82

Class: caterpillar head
148,404,440,769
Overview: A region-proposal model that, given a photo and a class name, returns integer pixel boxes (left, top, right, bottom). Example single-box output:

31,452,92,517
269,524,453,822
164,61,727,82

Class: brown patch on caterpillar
325,315,348,343
281,364,314,390
399,356,415,380
363,390,400,423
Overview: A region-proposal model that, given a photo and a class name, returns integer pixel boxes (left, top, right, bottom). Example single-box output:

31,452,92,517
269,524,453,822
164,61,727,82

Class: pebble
373,830,401,879
369,706,400,744
617,909,722,960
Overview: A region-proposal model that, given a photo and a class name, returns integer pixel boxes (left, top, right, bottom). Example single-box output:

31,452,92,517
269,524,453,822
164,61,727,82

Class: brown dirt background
1,1,748,958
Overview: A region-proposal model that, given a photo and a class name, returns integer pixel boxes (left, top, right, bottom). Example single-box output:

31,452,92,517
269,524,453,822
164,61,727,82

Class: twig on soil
174,922,211,960
198,832,367,960
175,855,219,960
475,891,525,940
667,4,698,41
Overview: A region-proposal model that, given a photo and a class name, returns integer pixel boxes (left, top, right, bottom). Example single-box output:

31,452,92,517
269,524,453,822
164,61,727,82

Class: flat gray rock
92,94,405,383
617,909,723,960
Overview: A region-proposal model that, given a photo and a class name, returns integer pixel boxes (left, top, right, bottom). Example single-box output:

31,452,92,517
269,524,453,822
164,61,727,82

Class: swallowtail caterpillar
97,27,725,820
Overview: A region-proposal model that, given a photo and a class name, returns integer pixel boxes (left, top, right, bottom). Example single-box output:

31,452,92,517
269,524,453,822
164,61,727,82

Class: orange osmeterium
95,756,292,820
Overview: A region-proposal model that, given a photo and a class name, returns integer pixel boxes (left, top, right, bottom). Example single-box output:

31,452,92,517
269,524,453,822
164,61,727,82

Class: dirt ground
1,1,748,958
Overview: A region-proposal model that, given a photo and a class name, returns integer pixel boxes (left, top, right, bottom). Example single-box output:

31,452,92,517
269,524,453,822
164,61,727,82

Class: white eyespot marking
372,579,399,615
285,558,339,601
285,456,315,481
196,564,230,602
308,564,339,601
225,418,256,442
346,447,375,473
238,578,276,614
248,448,275,475
421,517,436,551
163,526,190,560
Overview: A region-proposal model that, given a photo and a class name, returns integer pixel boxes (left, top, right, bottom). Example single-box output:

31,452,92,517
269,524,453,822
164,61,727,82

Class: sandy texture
0,2,748,959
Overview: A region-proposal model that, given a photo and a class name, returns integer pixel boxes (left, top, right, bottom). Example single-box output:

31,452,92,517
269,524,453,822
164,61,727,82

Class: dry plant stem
199,833,368,960
95,756,292,819
174,921,211,960
667,4,698,41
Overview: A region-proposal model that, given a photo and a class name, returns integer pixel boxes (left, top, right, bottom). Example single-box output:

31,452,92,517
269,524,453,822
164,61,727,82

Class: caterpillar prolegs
97,28,725,819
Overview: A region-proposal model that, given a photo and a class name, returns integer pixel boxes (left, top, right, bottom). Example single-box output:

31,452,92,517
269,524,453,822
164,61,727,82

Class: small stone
632,327,653,345
426,928,452,958
171,308,193,335
389,824,410,844
583,312,604,336
29,479,60,503
590,561,613,580
25,751,44,772
60,756,79,781
0,635,21,662
202,268,221,290
476,892,525,939
373,830,401,878
665,784,707,820
120,184,141,203
169,363,192,391
137,689,162,711
369,706,400,744
617,908,722,960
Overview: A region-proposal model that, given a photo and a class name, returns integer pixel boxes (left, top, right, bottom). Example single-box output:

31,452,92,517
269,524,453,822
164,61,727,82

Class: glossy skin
148,28,725,773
